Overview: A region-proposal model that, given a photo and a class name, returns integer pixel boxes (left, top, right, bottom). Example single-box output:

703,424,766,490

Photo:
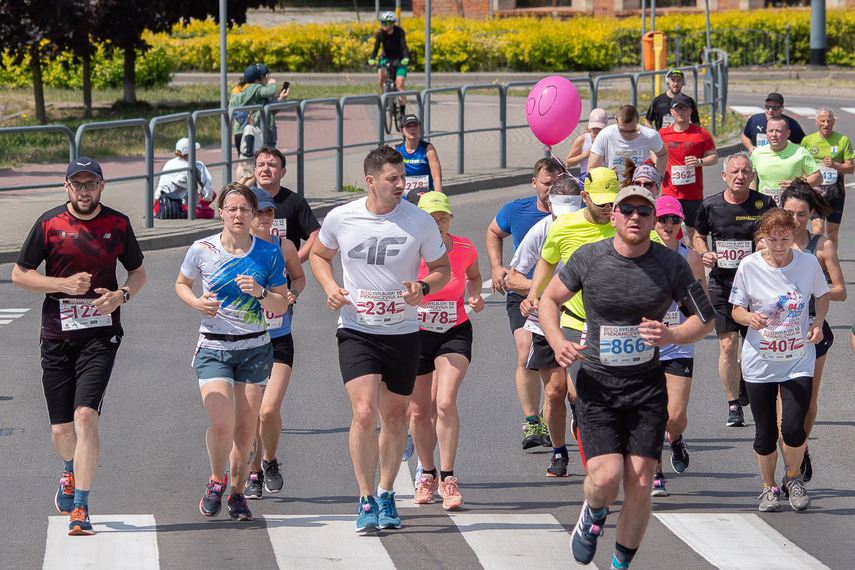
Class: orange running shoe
414,473,438,504
68,505,94,536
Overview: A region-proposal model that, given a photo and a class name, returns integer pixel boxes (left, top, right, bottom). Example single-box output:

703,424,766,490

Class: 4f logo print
347,237,407,265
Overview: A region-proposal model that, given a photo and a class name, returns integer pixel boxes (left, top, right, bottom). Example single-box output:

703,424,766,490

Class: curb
0,142,744,265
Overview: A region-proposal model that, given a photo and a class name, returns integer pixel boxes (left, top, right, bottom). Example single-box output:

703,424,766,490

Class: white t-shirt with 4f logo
319,197,446,335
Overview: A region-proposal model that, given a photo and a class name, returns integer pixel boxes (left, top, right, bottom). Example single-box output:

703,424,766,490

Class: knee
435,397,457,421
667,410,688,434
753,430,778,456
258,405,280,426
73,407,99,432
352,404,378,431
544,381,567,407
587,469,622,495
781,419,807,449
51,422,74,439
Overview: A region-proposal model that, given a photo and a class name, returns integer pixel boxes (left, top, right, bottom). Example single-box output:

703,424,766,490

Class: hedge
1,9,853,88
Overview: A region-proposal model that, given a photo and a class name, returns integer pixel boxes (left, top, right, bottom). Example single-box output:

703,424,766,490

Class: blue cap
251,186,276,210
244,64,269,83
66,157,103,180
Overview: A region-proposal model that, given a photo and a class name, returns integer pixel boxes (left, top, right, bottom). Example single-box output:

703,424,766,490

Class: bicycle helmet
380,11,397,23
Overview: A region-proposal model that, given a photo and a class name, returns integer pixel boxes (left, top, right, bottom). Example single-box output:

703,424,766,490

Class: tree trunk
29,44,47,124
82,49,92,118
123,47,136,103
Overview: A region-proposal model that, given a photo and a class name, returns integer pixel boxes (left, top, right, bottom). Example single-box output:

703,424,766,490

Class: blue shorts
193,343,273,388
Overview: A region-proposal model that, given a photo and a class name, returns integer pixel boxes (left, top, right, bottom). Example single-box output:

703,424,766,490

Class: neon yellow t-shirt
751,142,819,204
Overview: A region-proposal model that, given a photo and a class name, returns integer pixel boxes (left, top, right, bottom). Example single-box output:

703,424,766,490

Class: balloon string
545,145,581,185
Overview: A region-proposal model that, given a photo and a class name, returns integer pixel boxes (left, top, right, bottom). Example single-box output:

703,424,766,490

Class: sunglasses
765,105,782,111
657,214,682,225
616,204,654,217
591,200,613,209
636,181,658,189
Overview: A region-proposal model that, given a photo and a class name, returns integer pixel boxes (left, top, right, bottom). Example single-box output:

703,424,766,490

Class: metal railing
0,53,727,229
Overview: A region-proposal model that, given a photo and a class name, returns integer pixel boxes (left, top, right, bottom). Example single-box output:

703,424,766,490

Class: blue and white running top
659,242,694,361
395,139,433,193
180,233,287,350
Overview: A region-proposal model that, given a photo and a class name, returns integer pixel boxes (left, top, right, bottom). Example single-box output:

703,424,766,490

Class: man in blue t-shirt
741,92,806,155
486,158,560,450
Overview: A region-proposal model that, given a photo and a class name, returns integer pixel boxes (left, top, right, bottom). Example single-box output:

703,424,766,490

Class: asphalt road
2,105,855,570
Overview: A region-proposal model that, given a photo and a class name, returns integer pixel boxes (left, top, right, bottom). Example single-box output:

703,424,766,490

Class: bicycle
375,59,402,135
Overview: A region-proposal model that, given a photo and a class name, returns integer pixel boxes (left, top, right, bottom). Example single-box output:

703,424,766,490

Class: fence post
336,100,344,192
499,85,507,170
786,24,791,72
297,102,306,197
675,24,681,67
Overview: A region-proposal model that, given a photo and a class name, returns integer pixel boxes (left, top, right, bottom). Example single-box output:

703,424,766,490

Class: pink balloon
526,76,582,146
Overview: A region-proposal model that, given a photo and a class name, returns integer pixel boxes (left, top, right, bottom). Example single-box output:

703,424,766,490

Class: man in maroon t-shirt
12,157,146,536
660,95,719,245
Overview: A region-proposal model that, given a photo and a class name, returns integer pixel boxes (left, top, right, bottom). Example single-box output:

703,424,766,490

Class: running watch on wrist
417,280,430,296
256,288,268,300
121,288,130,303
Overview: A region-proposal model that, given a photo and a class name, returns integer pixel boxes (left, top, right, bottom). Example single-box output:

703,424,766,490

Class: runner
176,183,291,522
410,192,483,510
486,158,559,451
12,157,146,536
625,160,662,197
395,114,443,202
566,108,609,189
693,152,776,427
507,177,584,477
741,92,807,154
659,94,718,245
650,196,707,497
309,145,451,532
588,105,668,180
644,69,700,130
751,116,821,205
244,187,305,500
730,208,829,512
801,108,855,248
538,185,714,568
252,146,321,264
778,180,846,483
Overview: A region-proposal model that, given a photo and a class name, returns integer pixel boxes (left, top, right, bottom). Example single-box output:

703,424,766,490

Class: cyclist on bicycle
368,11,411,119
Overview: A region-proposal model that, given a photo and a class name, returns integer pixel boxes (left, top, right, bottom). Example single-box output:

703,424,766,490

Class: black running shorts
271,333,295,367
417,319,473,376
708,276,749,335
576,366,669,460
661,357,694,378
526,332,559,371
336,328,421,396
40,335,122,425
506,292,528,333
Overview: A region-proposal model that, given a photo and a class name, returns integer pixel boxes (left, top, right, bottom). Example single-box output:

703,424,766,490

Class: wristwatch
290,289,300,299
417,280,430,296
256,287,268,300
121,288,131,303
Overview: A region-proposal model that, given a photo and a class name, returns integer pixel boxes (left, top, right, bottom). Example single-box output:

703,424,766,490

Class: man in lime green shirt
801,108,855,248
751,116,821,206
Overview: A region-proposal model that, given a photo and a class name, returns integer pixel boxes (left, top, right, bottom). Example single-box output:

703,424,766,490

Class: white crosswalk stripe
265,515,396,569
786,106,818,118
839,107,855,116
655,513,831,570
43,515,159,570
0,308,30,327
729,105,764,116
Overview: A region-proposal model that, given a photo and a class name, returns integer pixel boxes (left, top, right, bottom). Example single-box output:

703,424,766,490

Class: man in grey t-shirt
538,186,714,569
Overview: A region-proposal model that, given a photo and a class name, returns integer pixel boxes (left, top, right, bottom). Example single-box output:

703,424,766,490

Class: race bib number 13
356,289,405,325
599,325,654,366
59,298,112,331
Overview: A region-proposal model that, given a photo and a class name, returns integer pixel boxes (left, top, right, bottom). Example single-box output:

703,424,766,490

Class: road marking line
787,106,818,117
0,308,30,314
393,464,416,508
448,513,596,569
265,515,396,569
655,513,831,570
840,107,855,116
43,515,159,570
0,320,13,325
729,105,764,115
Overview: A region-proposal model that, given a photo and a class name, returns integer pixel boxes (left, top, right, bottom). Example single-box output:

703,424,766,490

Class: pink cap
655,195,684,218
588,108,608,129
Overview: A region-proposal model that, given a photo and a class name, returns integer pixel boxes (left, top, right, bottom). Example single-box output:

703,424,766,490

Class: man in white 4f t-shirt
588,105,668,181
310,145,451,532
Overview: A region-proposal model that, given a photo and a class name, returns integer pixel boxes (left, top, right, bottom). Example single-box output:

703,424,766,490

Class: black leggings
746,377,812,456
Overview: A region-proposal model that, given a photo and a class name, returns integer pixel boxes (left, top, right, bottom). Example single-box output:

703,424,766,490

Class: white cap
588,108,608,129
550,194,583,217
175,137,200,156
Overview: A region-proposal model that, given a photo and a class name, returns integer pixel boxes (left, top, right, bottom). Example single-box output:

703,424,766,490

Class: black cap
401,114,421,126
666,68,684,79
765,92,784,105
66,157,103,180
670,94,692,109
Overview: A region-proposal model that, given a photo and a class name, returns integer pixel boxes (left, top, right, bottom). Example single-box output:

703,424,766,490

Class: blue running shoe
356,496,380,532
200,476,228,517
68,505,94,536
402,432,415,462
378,491,402,529
571,500,607,565
55,470,75,514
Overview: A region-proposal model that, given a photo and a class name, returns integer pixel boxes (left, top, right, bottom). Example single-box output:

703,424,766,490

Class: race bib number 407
356,289,405,325
59,298,112,331
759,325,805,361
599,325,654,366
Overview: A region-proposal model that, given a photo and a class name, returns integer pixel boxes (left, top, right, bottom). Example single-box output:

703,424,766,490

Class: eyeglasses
221,206,254,216
66,180,101,192
616,204,654,217
764,105,782,111
657,214,682,225
618,128,637,135
636,181,658,190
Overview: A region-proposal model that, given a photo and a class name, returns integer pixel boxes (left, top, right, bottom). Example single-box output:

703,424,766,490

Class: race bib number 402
356,289,405,325
417,300,457,332
59,298,112,331
599,325,654,366
715,240,752,269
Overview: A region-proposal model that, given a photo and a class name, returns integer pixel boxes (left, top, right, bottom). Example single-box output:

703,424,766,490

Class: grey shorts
193,343,273,387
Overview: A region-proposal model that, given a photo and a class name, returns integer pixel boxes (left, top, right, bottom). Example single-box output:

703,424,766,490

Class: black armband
678,280,715,324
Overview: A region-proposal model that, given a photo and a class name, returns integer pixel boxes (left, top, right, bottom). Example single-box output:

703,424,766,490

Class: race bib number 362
59,298,112,331
599,325,654,366
356,289,405,325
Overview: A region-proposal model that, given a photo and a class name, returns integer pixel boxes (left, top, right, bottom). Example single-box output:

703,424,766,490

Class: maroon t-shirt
16,203,144,339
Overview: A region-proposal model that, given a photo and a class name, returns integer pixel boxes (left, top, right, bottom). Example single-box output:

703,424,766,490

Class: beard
617,224,647,246
68,196,99,216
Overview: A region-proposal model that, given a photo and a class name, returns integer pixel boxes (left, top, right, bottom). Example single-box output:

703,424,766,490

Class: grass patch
0,82,379,170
